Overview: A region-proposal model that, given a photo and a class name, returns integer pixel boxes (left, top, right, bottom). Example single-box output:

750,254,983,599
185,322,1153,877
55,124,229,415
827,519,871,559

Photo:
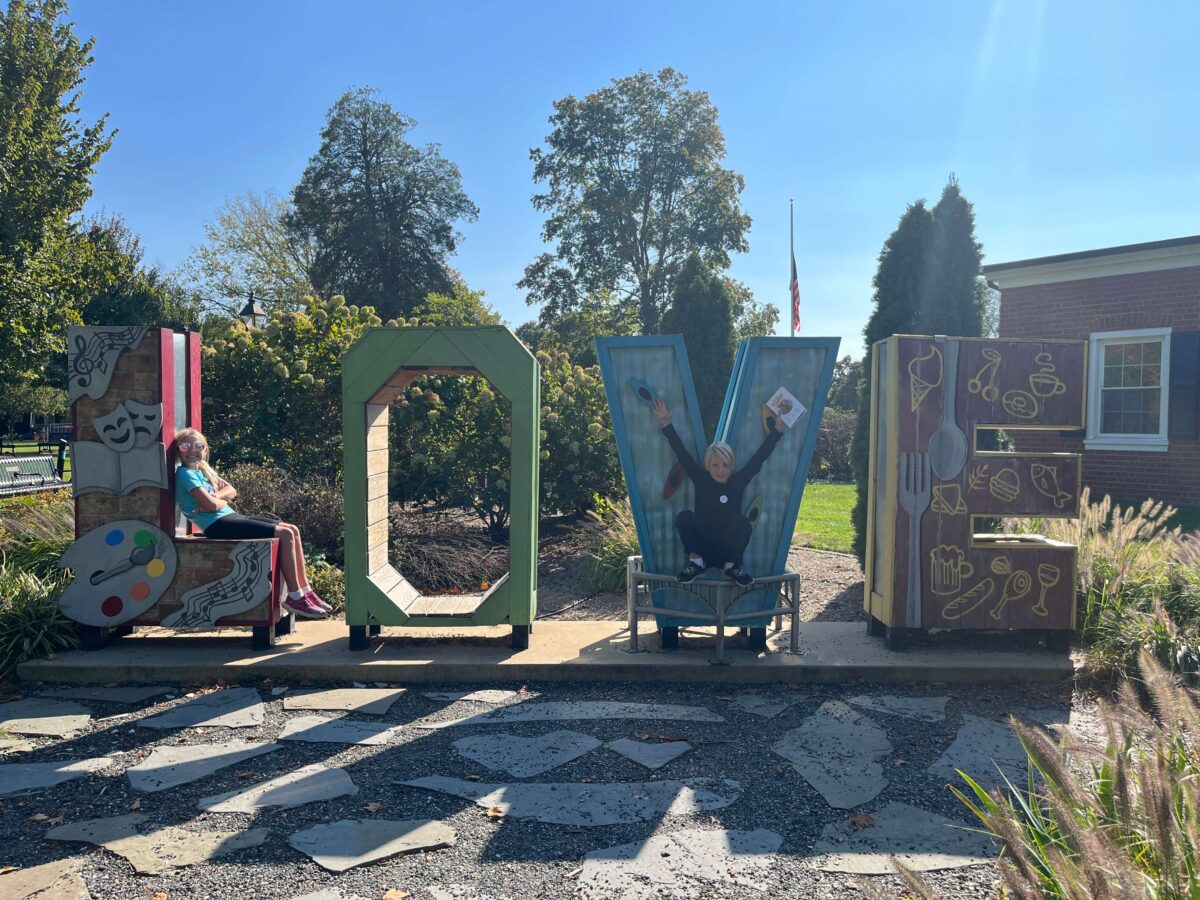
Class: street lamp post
238,291,268,329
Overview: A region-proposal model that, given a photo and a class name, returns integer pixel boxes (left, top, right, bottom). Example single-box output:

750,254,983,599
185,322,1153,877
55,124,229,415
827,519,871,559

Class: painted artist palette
58,520,177,626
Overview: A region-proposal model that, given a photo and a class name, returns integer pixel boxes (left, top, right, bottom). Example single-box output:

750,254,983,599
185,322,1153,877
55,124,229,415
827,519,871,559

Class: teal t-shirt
175,465,234,531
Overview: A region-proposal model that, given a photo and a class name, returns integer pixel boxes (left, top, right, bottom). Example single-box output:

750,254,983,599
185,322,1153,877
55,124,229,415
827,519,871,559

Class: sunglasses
178,441,206,451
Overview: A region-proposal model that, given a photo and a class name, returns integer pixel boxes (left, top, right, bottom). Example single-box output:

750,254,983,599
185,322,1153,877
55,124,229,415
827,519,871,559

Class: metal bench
0,455,70,497
626,554,801,663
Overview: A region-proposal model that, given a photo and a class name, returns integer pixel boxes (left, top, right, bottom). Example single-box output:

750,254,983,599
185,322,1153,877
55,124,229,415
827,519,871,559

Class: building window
1086,327,1171,451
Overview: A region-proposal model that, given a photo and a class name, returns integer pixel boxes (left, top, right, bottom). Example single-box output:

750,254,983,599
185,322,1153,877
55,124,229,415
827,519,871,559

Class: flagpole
789,198,795,338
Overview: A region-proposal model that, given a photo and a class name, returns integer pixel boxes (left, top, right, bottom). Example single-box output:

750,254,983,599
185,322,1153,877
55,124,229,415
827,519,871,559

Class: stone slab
137,687,264,729
17,620,1074,687
402,775,740,826
605,738,692,770
809,801,995,873
721,694,792,718
283,688,407,715
279,715,398,746
452,730,600,777
422,701,724,729
0,857,90,900
200,763,357,812
927,714,1027,786
774,700,891,809
0,757,112,795
425,689,520,704
288,819,456,872
579,828,782,899
0,699,91,736
40,684,173,704
0,737,36,755
848,694,948,723
126,740,281,792
45,813,269,874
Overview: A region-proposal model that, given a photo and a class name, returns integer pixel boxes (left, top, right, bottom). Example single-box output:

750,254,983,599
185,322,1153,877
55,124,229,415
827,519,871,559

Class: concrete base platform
16,620,1074,686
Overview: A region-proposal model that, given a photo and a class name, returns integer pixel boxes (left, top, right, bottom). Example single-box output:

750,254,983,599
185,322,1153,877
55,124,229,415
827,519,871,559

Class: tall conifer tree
660,254,736,440
918,176,985,336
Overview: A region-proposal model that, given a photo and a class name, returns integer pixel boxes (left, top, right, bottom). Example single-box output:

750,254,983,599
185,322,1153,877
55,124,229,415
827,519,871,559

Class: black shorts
203,514,279,540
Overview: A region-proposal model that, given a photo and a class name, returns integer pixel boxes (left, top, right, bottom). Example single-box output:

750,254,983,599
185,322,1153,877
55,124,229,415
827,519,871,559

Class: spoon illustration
928,338,968,481
90,543,156,585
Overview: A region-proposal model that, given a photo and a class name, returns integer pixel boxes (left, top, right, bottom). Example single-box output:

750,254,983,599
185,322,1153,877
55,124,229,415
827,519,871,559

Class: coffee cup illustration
930,545,974,595
1029,371,1066,398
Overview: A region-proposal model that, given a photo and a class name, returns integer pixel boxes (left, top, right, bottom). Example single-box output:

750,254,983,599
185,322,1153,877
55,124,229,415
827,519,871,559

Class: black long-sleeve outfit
662,423,783,567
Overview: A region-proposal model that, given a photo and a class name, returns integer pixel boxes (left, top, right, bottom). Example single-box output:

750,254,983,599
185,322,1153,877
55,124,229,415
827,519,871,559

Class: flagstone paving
578,828,782,899
774,700,892,808
604,737,692,769
424,689,520,704
402,775,743,825
0,857,90,900
0,678,1086,898
283,688,407,715
279,715,399,746
199,763,358,812
0,699,91,736
45,813,270,874
137,687,264,729
289,819,457,872
452,730,601,777
126,740,281,792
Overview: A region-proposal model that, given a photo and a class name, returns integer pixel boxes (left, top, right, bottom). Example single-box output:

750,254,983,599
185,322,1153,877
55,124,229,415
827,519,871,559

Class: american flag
789,249,800,334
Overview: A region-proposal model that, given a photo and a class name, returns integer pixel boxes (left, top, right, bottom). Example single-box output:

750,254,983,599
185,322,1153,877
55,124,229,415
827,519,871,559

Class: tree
181,190,316,315
520,67,751,335
0,0,113,388
412,282,501,327
850,201,934,565
660,254,736,439
289,87,478,321
515,290,638,366
826,356,864,411
723,277,780,341
917,176,984,336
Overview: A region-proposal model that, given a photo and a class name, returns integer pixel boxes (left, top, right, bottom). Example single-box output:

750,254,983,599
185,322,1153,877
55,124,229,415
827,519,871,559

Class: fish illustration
662,462,686,500
1031,463,1071,509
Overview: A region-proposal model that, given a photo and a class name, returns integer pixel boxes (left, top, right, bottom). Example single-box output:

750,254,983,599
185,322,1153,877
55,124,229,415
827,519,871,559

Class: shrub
388,504,508,593
1007,489,1199,682
0,565,79,678
811,409,855,481
306,557,346,613
0,491,74,578
580,500,639,592
949,652,1200,898
221,462,344,564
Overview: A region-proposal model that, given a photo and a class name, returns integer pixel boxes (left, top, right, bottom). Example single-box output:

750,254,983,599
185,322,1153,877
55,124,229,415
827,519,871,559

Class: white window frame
1085,327,1171,452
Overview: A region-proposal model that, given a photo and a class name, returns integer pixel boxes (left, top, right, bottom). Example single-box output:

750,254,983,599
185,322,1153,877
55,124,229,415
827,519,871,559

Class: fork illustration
898,451,932,629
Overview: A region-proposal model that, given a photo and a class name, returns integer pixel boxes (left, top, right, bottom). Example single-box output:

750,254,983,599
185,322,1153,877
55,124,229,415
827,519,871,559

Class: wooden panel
365,403,388,429
367,540,388,575
366,448,388,477
406,593,485,617
366,518,388,557
367,495,389,527
366,424,388,451
868,335,1085,634
369,564,403,597
367,473,388,505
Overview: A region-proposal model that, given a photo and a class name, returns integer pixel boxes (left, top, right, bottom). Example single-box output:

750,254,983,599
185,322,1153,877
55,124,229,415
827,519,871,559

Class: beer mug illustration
930,545,974,595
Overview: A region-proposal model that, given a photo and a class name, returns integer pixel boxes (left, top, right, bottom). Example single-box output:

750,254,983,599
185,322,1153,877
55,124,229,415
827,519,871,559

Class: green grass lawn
792,482,855,554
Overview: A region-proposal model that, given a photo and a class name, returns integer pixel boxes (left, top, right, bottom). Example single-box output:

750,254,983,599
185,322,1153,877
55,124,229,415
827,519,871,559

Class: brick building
986,235,1200,507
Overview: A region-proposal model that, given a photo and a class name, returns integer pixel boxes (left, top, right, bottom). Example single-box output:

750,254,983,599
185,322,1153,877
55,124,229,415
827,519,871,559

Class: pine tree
850,201,934,565
918,176,985,336
660,254,736,440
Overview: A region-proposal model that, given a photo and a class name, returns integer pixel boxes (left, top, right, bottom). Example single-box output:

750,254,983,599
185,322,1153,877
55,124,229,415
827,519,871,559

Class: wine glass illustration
1032,564,1061,617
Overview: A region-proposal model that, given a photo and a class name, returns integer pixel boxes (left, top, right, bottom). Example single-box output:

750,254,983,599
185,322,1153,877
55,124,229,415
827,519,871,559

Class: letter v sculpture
596,336,839,646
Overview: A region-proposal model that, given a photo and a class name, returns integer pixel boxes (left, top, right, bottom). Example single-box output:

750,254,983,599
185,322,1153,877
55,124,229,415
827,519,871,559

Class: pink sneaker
304,591,332,613
284,594,326,619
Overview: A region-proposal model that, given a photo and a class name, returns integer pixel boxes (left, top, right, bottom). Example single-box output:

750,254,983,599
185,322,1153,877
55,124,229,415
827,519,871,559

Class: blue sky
67,0,1200,357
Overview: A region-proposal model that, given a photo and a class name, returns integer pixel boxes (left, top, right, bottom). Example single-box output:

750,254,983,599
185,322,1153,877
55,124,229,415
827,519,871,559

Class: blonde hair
175,427,219,487
704,441,735,470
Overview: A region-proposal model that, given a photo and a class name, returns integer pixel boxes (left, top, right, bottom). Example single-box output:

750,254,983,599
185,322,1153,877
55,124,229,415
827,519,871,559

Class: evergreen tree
850,201,934,565
660,254,736,439
918,176,984,335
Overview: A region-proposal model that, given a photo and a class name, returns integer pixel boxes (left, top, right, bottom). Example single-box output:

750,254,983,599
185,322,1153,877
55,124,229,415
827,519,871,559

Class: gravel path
0,678,1086,899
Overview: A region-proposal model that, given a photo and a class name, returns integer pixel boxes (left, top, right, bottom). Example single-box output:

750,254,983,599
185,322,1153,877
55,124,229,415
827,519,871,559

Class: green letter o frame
342,327,539,631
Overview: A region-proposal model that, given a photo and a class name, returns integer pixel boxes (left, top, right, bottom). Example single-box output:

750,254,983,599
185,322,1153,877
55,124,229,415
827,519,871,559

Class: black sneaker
726,565,754,587
676,561,705,583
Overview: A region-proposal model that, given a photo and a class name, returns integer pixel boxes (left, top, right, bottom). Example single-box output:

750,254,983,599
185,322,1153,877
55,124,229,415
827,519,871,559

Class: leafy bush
950,652,1200,898
221,461,344,564
811,409,855,482
0,565,78,678
580,500,639,592
0,491,74,578
306,557,345,613
1008,488,1199,682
